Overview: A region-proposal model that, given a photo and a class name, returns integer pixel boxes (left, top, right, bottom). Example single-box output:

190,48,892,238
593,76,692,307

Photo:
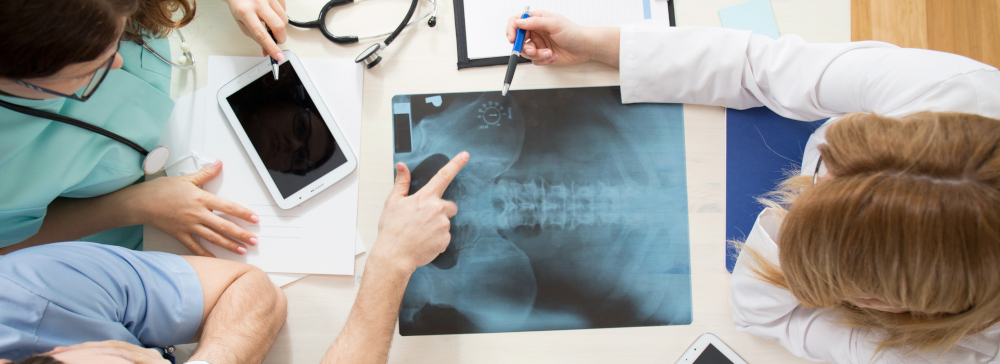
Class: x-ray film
393,87,691,335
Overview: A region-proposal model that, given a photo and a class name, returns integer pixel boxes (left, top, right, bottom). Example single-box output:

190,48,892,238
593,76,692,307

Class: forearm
0,187,143,254
188,268,288,363
321,251,412,364
586,26,621,67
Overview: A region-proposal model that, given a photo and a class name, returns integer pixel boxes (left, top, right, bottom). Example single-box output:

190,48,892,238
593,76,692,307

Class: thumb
390,163,411,200
186,159,222,186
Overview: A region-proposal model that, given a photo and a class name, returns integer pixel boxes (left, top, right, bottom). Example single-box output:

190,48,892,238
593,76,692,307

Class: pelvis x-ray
393,87,691,335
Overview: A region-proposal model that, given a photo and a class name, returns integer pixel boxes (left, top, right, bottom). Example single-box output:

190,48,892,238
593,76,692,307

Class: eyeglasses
15,41,121,102
813,156,824,185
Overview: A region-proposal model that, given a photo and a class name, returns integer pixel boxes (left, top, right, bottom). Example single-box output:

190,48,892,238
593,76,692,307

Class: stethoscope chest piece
356,43,384,69
143,145,170,175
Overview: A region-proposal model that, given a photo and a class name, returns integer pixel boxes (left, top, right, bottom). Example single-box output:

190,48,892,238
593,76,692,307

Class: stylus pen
502,7,530,96
266,24,280,80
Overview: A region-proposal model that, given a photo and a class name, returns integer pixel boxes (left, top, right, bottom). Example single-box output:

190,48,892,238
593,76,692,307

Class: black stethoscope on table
288,0,437,69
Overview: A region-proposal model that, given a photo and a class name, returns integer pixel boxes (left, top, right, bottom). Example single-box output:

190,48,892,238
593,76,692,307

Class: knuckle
437,169,453,181
254,28,269,42
238,4,256,14
184,209,202,220
221,222,237,235
193,193,210,205
239,8,256,19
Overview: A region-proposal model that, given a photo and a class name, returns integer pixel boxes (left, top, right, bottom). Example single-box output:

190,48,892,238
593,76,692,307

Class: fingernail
237,246,247,254
396,163,404,172
276,52,286,63
461,151,470,160
249,237,259,246
213,159,221,167
250,215,260,223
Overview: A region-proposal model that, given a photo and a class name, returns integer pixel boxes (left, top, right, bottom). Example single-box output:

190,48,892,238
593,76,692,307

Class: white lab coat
619,25,1000,363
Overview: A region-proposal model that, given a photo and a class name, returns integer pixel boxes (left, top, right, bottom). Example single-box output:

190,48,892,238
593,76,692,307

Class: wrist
586,26,621,67
367,241,416,281
111,184,148,226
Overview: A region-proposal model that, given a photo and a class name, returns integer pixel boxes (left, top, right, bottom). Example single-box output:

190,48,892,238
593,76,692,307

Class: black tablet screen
227,62,347,198
693,344,734,364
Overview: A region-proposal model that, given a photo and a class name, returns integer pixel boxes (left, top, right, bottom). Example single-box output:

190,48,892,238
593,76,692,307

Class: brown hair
15,355,63,364
0,0,195,79
744,112,1000,353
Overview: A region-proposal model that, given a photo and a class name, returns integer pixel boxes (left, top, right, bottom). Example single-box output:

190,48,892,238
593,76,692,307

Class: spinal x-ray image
393,87,691,335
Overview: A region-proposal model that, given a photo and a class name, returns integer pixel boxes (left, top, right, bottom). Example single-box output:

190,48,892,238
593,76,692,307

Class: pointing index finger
420,152,469,198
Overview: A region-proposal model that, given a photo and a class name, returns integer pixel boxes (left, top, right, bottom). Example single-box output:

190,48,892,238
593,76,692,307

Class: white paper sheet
464,0,673,60
266,233,366,287
197,56,363,275
268,273,308,287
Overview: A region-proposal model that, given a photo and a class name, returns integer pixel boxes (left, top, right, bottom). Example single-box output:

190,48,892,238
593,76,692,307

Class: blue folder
725,107,826,272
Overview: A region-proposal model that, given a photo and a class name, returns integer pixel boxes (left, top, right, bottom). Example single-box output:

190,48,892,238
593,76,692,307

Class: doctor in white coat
507,11,1000,364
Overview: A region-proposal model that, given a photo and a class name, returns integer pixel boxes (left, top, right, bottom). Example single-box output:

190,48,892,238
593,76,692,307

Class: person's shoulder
0,242,133,279
118,37,172,95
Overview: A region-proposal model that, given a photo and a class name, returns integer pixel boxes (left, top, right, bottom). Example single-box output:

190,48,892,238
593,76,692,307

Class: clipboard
454,0,676,70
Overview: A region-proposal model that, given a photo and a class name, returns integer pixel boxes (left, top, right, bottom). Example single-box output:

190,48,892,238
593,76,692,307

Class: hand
227,0,288,61
46,340,170,364
371,152,470,273
506,10,593,66
133,160,259,257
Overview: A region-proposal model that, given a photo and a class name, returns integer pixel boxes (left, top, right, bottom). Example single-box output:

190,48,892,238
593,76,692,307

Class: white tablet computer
217,50,357,209
675,333,748,364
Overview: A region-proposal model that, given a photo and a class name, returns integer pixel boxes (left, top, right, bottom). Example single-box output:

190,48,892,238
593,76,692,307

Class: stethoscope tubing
141,29,195,69
0,98,149,156
0,33,197,158
288,0,436,43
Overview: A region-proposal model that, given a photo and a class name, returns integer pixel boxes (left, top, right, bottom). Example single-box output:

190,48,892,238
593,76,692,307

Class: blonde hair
744,111,1000,353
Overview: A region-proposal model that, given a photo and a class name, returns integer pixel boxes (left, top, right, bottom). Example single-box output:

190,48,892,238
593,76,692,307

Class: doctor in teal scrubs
0,0,292,256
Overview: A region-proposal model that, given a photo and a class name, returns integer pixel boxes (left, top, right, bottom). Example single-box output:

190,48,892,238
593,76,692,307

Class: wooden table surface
852,0,1000,69
157,1,850,362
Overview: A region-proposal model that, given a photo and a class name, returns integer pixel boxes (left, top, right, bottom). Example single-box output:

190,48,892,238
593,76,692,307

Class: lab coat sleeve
619,26,1000,121
729,209,863,364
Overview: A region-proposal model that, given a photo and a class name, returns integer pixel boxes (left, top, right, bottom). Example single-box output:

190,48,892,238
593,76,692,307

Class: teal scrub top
0,37,175,250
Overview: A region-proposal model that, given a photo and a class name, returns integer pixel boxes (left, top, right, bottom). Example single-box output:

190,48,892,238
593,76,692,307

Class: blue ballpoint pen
266,25,280,80
502,6,530,96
